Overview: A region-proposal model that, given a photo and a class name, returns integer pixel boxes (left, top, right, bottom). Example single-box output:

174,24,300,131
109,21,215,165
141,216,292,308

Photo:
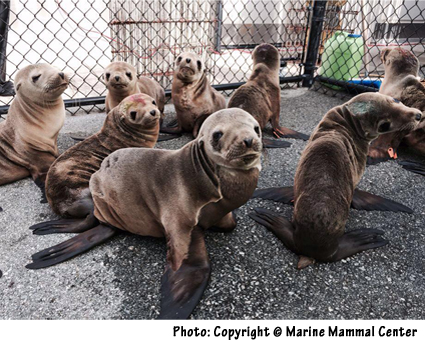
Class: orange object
388,147,398,159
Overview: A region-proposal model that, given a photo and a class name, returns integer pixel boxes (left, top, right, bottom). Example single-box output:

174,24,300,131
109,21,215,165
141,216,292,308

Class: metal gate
0,0,312,115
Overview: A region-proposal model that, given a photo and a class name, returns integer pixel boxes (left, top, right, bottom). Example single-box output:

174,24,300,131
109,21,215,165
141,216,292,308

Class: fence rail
0,0,424,115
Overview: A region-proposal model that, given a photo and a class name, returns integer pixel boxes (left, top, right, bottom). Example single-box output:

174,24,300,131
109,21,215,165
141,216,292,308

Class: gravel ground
1,88,424,319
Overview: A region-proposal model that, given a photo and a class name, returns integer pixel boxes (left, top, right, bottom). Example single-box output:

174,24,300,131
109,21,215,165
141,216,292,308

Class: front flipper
249,207,296,252
69,135,88,142
273,126,310,141
158,227,211,320
30,212,98,235
351,189,413,213
26,224,118,269
399,160,425,176
252,186,294,204
166,118,179,128
157,134,182,142
160,125,182,135
262,138,291,149
331,228,388,261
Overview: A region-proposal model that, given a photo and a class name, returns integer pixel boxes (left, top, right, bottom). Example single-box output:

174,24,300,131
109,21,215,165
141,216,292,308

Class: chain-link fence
0,0,311,115
314,0,425,96
0,0,424,115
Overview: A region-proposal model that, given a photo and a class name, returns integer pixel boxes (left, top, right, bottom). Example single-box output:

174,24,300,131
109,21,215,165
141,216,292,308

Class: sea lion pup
30,94,160,235
0,63,68,192
27,108,262,319
104,61,165,115
228,43,309,148
160,51,226,138
250,93,421,269
368,47,425,165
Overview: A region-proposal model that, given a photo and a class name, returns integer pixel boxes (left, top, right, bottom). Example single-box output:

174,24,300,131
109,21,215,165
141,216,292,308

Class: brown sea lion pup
160,51,226,138
104,61,165,115
29,93,160,235
0,63,69,194
27,108,262,319
228,43,309,148
368,47,425,165
250,93,421,269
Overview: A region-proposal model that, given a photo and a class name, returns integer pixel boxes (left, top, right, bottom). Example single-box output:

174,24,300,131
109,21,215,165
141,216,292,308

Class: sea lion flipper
399,160,425,176
249,207,296,251
157,134,182,142
351,189,413,213
30,213,98,235
252,186,294,204
262,138,291,149
69,135,88,142
26,224,117,269
166,118,179,128
273,126,310,141
158,227,211,320
332,228,388,261
160,125,182,135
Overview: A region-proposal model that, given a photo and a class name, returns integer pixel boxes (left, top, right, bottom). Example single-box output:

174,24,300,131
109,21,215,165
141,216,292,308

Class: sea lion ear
15,83,21,92
377,120,391,133
381,48,391,64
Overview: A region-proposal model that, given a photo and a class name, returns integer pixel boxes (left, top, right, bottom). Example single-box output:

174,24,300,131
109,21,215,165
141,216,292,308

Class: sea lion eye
177,56,182,63
197,60,202,71
213,131,223,142
393,98,400,103
105,73,110,81
254,126,260,135
32,74,41,83
126,72,132,80
152,100,156,105
378,121,391,133
130,111,137,120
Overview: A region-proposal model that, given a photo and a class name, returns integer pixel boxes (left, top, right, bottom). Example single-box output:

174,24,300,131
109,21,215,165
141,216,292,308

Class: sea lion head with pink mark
118,93,160,127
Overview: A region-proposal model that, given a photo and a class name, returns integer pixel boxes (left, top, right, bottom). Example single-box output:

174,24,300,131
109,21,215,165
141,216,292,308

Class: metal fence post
214,0,223,53
302,0,327,87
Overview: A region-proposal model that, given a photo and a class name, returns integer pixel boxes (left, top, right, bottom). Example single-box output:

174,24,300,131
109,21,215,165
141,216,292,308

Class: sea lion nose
244,138,253,148
186,58,191,63
150,110,156,116
415,113,422,121
58,72,64,79
115,76,120,81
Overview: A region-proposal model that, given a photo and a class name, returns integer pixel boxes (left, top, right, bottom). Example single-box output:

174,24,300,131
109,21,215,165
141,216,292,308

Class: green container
319,31,364,89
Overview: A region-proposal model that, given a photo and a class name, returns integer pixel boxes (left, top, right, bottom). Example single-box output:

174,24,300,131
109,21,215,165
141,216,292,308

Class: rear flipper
30,212,98,235
158,227,210,319
252,186,294,204
262,138,291,149
273,126,310,141
26,224,118,269
399,160,425,176
157,134,182,142
331,228,388,261
351,189,413,213
249,207,296,252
